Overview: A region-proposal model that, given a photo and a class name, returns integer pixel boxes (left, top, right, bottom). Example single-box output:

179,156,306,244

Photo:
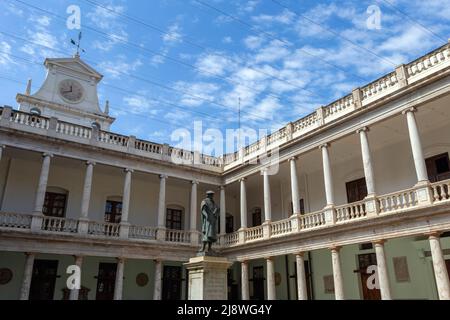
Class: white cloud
195,53,234,77
99,57,142,79
0,41,14,66
163,23,182,44
174,82,220,107
123,94,158,114
254,40,290,63
252,9,295,25
243,35,264,50
222,36,233,44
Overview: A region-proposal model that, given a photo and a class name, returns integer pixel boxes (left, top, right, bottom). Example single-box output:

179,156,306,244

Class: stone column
69,255,83,300
33,153,52,214
0,145,5,162
404,108,428,183
373,240,392,300
190,181,199,245
357,127,376,195
31,153,52,231
219,186,226,236
19,253,35,300
321,144,334,206
262,169,272,222
266,257,276,300
153,260,162,300
330,246,344,300
241,261,249,300
289,157,300,215
113,258,125,300
295,252,308,300
428,232,450,300
157,175,167,240
119,169,133,238
78,161,95,233
239,178,247,244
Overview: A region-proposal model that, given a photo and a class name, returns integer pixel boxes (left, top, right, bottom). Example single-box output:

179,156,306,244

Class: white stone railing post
31,153,53,231
78,161,95,234
0,106,12,126
156,175,168,241
395,64,409,87
352,88,363,109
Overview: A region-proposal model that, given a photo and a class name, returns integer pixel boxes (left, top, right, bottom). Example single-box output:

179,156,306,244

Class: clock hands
62,85,73,94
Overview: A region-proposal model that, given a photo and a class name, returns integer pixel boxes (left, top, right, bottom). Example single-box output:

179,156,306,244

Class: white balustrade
134,140,162,154
165,229,190,243
0,212,32,229
361,72,398,100
270,218,292,236
129,225,157,240
88,221,120,237
41,216,78,233
224,232,239,246
245,226,264,242
378,189,418,213
10,111,49,129
407,44,450,79
99,131,129,146
299,211,326,230
324,94,354,118
431,179,450,203
56,122,92,139
293,112,318,133
336,201,367,222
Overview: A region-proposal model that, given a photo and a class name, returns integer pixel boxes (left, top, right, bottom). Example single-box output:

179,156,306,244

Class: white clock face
58,79,84,103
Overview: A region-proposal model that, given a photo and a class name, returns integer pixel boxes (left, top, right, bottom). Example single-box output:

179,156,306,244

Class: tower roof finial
70,31,85,57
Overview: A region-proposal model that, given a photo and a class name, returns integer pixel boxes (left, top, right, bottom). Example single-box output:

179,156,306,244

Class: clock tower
17,55,115,131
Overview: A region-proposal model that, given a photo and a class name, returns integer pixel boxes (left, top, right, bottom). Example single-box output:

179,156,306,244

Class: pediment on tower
44,57,103,82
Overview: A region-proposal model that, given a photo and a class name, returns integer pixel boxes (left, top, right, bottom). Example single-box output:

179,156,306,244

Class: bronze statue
199,190,219,253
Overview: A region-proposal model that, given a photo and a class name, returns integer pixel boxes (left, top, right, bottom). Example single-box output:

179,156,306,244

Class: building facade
1,42,450,300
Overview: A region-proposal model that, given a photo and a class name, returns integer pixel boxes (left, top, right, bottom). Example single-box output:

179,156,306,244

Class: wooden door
162,266,182,300
252,208,262,227
346,178,368,203
357,253,381,300
426,153,450,182
252,266,265,300
29,260,59,300
95,263,117,300
104,201,122,223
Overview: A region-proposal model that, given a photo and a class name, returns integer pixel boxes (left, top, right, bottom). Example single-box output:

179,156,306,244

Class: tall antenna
70,31,85,57
238,97,241,150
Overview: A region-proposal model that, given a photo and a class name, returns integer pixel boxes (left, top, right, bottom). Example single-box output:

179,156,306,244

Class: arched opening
43,187,68,217
104,196,122,223
30,107,41,116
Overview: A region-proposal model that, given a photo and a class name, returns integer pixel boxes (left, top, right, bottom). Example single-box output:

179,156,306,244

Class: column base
30,213,43,232
156,227,167,241
262,221,271,239
238,228,246,244
119,222,130,239
323,205,336,225
184,256,232,300
77,217,89,234
414,180,433,206
364,194,379,218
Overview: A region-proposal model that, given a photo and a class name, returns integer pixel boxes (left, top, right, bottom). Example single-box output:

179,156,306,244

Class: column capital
116,257,126,263
295,251,305,257
239,259,249,264
372,239,386,246
288,156,297,162
124,168,134,173
42,152,53,158
356,126,369,134
239,177,247,183
24,252,36,257
401,106,417,115
191,180,199,185
159,174,168,179
330,245,342,252
0,145,5,149
319,143,330,150
86,161,96,166
219,185,226,190
425,231,443,238
264,256,274,261
153,259,163,264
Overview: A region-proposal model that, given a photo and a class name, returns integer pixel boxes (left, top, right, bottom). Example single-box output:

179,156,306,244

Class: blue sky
0,0,449,154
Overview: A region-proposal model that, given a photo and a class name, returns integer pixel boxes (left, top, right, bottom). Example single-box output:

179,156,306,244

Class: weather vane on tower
70,31,85,58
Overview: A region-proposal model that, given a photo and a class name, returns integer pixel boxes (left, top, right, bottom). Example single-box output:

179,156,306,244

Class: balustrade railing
271,218,292,236
98,131,129,147
56,121,92,139
431,179,450,203
129,225,157,240
42,216,78,233
165,229,190,243
407,44,450,79
245,226,264,242
378,189,418,213
88,221,120,237
134,139,162,154
299,211,326,230
10,110,49,129
223,232,239,246
336,201,367,223
0,212,32,229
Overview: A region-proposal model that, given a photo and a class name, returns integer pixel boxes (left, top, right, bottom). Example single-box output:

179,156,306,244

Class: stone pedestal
184,256,231,300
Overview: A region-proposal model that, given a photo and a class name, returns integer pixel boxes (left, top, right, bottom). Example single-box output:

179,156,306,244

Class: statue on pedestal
199,190,219,253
